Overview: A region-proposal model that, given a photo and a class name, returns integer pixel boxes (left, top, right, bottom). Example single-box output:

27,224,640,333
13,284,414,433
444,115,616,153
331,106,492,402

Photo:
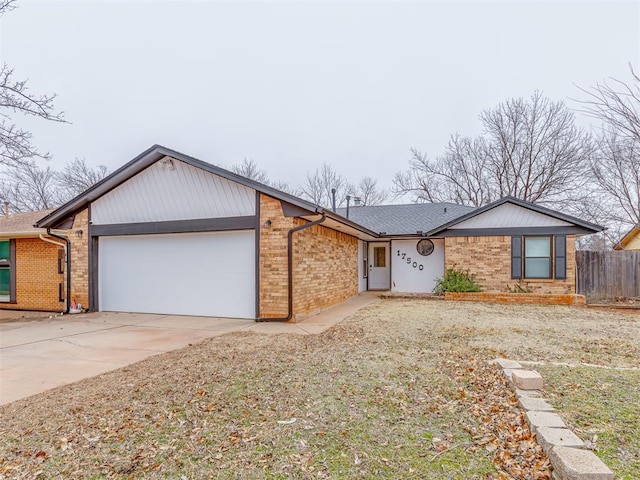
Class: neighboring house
35,145,602,320
0,209,67,311
613,226,640,250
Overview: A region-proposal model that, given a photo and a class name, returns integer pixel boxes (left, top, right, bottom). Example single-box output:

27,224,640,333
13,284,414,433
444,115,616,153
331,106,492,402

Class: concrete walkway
0,294,379,405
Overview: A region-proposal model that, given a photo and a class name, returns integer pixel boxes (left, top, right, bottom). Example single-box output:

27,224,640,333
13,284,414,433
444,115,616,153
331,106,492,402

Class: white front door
368,242,390,290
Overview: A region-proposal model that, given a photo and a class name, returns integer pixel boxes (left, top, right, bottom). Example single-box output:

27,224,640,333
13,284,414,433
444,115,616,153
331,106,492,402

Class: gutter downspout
44,228,71,314
257,212,327,322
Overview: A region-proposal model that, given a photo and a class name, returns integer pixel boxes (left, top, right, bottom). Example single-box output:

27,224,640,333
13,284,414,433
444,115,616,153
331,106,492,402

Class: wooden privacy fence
576,250,640,302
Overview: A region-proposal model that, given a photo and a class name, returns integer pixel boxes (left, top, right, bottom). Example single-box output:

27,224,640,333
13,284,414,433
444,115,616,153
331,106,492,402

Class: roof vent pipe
346,195,351,219
3,201,8,217
331,188,336,212
444,207,447,213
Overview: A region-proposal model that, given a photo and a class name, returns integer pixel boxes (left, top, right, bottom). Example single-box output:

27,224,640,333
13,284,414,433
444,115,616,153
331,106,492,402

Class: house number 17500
397,250,424,270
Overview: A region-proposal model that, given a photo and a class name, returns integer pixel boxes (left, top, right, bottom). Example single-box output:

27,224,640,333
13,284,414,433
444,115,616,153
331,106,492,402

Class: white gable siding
92,157,255,225
450,203,571,229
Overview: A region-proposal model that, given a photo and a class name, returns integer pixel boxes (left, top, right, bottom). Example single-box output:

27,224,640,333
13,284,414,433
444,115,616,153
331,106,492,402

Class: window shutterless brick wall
259,195,294,318
259,194,359,320
5,238,65,311
69,208,90,308
291,218,358,318
444,235,576,294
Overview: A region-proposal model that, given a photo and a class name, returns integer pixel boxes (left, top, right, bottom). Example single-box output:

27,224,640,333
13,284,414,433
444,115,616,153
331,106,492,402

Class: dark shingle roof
336,203,475,235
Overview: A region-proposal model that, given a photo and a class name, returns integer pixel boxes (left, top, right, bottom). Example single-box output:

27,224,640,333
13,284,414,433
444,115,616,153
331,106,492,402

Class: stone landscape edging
493,358,615,480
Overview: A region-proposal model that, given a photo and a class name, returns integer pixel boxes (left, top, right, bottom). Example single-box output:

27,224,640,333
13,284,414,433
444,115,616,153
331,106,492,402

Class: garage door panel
98,231,255,318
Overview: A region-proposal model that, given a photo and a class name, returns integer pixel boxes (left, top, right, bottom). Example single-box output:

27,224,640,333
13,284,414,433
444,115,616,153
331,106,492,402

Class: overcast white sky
1,0,639,194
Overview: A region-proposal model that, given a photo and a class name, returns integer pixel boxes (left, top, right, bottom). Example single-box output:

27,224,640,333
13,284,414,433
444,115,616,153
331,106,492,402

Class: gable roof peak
426,196,603,236
36,144,324,229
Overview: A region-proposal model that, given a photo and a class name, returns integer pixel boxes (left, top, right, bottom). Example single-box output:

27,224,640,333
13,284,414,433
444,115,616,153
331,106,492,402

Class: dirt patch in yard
0,299,638,479
0,310,61,323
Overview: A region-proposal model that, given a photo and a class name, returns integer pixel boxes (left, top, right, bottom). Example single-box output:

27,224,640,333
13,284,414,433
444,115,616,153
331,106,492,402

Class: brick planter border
445,292,586,306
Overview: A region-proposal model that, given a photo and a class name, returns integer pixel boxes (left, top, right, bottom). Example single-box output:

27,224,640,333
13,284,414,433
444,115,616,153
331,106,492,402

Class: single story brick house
0,209,67,311
34,145,602,319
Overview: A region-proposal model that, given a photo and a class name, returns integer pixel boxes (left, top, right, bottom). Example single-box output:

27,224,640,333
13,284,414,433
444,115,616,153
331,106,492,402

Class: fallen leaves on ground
2,299,637,478
440,355,551,479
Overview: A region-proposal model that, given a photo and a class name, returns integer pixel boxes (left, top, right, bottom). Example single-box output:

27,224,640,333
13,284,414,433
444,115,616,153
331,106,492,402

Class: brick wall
259,195,293,317
445,235,577,294
445,292,586,306
258,194,359,320
292,218,358,318
9,238,65,311
69,208,89,308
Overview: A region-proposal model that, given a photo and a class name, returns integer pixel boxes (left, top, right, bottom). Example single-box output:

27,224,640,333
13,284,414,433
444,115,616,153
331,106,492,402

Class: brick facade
7,238,65,311
445,235,577,294
445,292,586,306
69,208,89,308
292,218,358,318
259,195,293,317
259,194,358,320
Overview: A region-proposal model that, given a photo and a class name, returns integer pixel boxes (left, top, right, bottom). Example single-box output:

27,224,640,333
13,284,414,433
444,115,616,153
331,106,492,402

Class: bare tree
575,66,640,238
576,65,640,143
0,161,62,212
57,157,109,198
350,176,388,206
230,157,270,184
394,137,493,206
229,157,293,193
0,1,66,167
300,163,353,208
591,132,640,227
269,179,294,194
393,91,593,208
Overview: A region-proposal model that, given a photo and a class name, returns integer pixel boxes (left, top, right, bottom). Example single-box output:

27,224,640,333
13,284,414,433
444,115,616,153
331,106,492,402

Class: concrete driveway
0,294,379,405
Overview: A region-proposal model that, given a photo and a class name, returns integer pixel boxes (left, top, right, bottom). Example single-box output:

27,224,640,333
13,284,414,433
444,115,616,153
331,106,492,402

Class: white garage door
98,231,255,318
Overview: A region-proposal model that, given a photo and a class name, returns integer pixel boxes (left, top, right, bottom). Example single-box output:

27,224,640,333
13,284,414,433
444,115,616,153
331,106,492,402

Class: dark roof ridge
341,201,469,209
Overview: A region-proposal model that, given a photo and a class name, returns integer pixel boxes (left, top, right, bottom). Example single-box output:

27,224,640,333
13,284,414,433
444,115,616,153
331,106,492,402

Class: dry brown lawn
1,299,638,479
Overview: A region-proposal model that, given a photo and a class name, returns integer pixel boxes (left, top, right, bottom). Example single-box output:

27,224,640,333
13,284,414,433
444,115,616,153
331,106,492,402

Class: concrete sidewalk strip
2,355,134,404
0,319,118,348
53,326,218,351
0,294,380,405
